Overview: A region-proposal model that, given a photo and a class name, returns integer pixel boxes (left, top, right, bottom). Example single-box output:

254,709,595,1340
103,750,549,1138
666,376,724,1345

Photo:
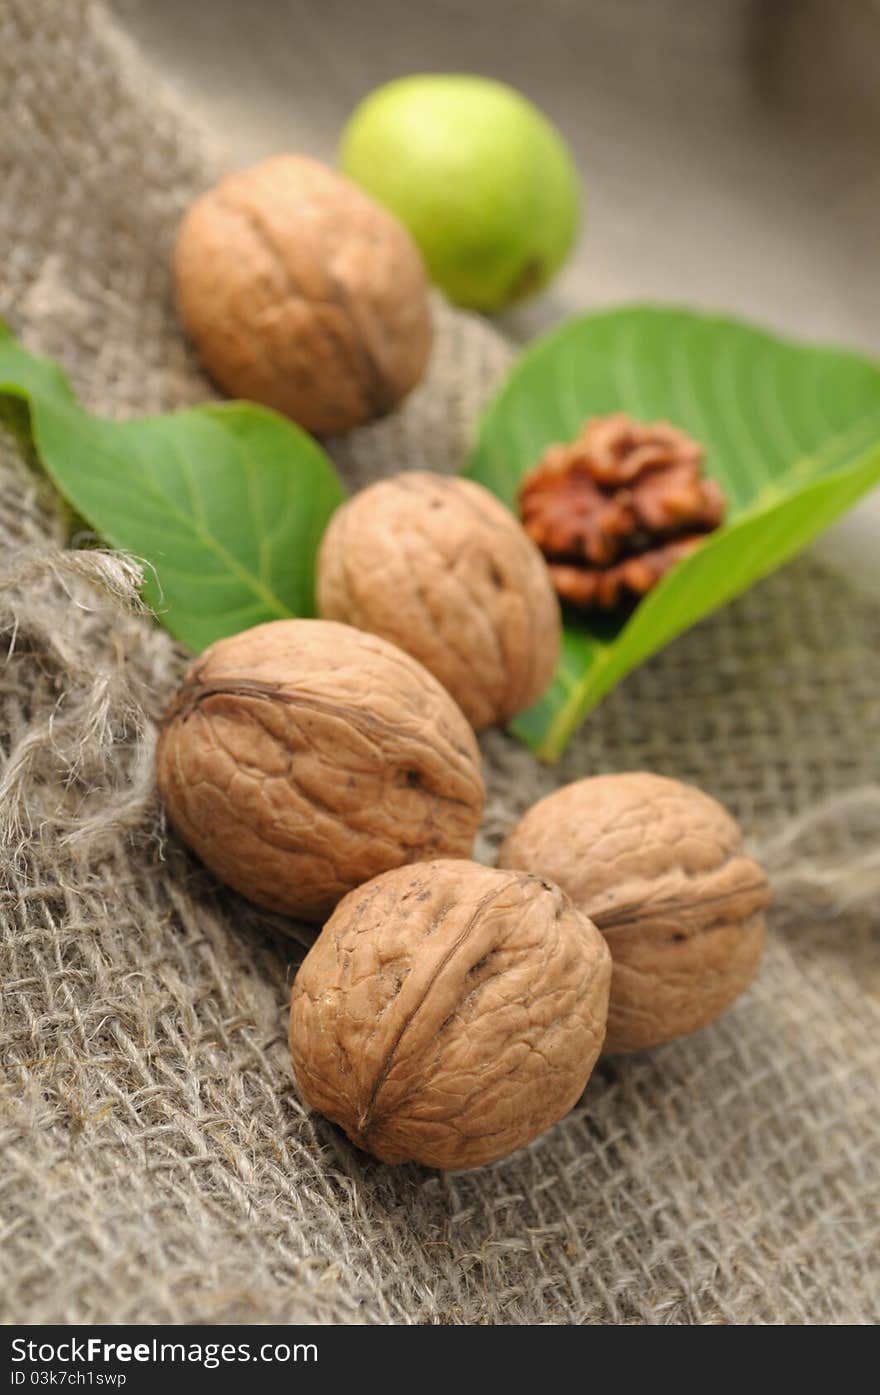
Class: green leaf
465,305,880,760
0,320,345,651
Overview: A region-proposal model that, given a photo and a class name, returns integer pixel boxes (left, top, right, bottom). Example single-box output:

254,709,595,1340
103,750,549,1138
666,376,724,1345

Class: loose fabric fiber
1,0,878,1325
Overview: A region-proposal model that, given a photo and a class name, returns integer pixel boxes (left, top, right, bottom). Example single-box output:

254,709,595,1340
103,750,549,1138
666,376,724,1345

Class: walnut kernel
519,414,726,608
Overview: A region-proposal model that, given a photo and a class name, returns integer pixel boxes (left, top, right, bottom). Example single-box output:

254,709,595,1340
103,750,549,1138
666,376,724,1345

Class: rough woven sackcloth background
2,0,879,1325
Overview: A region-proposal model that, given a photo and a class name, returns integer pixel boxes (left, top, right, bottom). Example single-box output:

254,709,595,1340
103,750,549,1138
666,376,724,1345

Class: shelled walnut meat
290,860,612,1169
156,620,484,923
519,414,726,608
174,154,433,435
498,773,771,1053
317,472,561,730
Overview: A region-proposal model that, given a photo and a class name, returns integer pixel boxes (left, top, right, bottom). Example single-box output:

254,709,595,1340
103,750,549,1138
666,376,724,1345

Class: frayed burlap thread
1,0,878,1325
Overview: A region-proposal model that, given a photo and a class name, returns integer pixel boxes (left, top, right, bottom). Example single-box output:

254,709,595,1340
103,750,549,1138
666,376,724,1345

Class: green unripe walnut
340,74,581,312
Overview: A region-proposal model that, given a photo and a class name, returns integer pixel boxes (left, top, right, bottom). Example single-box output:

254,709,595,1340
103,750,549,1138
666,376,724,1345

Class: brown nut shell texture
317,472,561,730
498,773,771,1054
290,860,612,1169
174,155,433,435
156,620,484,923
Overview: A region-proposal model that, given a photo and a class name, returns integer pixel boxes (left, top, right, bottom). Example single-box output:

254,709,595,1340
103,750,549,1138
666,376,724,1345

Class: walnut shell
156,620,484,922
317,472,561,730
290,860,611,1169
174,155,433,435
497,773,771,1053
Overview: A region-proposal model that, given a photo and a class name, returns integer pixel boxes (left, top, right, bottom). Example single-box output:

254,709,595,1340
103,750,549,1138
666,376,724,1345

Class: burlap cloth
1,0,878,1326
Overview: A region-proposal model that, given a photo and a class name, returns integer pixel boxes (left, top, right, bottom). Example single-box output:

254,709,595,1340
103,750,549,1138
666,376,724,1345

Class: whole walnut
290,860,611,1169
156,620,484,922
174,155,433,435
317,472,561,730
498,773,771,1054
